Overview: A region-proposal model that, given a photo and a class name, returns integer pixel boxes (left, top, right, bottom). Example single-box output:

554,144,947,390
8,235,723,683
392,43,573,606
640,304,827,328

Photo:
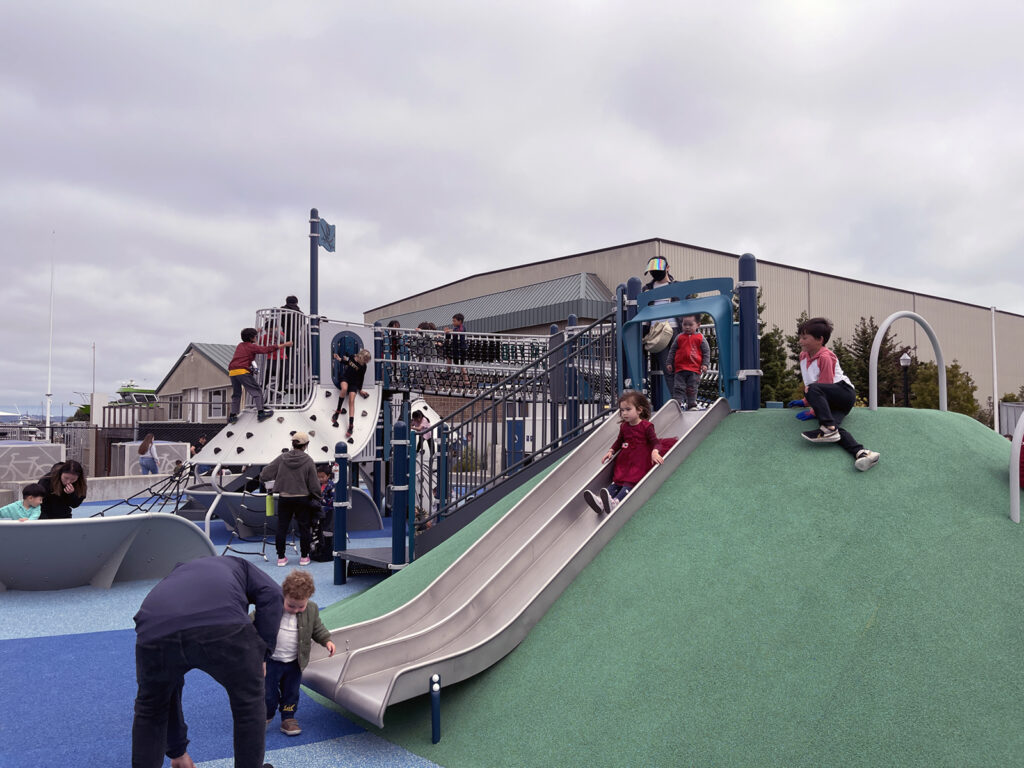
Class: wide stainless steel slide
302,398,730,727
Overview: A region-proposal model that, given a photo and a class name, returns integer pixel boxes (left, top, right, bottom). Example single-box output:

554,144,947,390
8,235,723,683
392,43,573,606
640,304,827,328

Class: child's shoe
854,449,880,472
257,410,274,422
299,556,310,566
277,557,288,567
227,413,238,424
280,718,301,736
600,488,613,514
801,427,840,443
583,490,604,514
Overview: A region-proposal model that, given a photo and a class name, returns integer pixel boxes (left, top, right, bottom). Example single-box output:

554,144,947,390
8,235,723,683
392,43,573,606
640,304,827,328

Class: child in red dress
583,390,665,514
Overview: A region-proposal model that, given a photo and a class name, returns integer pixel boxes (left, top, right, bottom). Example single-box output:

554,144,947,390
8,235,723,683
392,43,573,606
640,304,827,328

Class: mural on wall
0,443,66,483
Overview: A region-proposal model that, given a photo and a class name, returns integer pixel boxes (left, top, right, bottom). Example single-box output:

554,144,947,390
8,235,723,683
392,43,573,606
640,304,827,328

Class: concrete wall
0,474,171,505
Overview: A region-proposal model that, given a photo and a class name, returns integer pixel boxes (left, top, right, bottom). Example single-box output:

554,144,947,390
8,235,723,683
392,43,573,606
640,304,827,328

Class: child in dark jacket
331,348,372,441
265,570,335,737
583,390,665,514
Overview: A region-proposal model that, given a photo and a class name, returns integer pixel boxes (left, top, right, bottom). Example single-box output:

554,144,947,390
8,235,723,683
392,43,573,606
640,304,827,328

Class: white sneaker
855,449,880,472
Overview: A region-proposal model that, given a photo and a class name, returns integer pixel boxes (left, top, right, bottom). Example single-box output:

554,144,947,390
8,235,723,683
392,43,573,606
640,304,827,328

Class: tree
840,317,908,407
911,359,979,417
759,325,801,404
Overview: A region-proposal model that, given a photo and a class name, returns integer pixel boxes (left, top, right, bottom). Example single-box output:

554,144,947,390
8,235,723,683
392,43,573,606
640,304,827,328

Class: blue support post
373,321,384,387
391,418,409,566
309,208,321,382
738,253,761,411
549,323,561,447
430,674,441,744
333,443,349,585
616,285,626,394
624,277,642,392
566,314,579,438
438,423,449,515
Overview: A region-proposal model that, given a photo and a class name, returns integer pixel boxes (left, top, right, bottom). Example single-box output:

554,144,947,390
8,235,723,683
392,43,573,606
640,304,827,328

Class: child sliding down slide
583,390,665,514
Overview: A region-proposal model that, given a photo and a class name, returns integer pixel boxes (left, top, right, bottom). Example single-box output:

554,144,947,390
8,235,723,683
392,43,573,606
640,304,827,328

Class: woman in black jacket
37,459,88,519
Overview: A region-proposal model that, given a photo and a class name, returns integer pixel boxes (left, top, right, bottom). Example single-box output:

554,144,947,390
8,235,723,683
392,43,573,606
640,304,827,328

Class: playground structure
0,513,216,591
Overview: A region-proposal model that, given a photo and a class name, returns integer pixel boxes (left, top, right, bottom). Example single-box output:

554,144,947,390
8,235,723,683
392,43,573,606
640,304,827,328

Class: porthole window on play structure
330,331,364,390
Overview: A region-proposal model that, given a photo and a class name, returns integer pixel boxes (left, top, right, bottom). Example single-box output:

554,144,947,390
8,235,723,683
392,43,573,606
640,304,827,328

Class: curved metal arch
869,311,946,412
1010,412,1024,523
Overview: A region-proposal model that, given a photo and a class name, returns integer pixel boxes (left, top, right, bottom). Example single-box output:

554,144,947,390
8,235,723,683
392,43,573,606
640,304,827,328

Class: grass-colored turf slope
324,408,1024,767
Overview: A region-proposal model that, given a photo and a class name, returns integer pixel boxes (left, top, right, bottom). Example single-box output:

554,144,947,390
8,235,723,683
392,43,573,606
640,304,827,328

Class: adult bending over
131,555,282,768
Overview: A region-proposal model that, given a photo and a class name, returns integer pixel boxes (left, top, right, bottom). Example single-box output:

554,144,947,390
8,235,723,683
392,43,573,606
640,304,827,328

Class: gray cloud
3,0,1024,411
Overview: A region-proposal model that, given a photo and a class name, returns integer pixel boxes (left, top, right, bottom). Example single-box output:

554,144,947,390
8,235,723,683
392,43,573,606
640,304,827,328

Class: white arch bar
1010,411,1024,523
869,311,947,412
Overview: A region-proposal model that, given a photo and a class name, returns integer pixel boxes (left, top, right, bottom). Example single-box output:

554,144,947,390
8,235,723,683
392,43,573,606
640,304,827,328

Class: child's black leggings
804,382,864,457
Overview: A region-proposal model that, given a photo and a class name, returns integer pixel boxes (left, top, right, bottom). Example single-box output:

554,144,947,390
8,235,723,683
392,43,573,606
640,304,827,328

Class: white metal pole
991,306,999,433
45,248,55,439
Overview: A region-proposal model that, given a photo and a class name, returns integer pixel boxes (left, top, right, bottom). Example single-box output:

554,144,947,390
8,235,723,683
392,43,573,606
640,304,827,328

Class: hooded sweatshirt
259,448,321,498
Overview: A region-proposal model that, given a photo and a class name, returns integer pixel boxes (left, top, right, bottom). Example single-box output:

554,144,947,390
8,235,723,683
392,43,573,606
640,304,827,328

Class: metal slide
302,398,730,727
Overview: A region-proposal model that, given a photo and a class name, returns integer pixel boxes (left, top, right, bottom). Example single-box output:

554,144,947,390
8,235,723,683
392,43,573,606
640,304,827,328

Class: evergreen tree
843,317,907,407
911,359,979,417
759,325,801,404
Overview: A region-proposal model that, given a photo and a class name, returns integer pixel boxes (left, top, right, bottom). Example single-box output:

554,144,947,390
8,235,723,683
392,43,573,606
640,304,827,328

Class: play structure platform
301,397,729,727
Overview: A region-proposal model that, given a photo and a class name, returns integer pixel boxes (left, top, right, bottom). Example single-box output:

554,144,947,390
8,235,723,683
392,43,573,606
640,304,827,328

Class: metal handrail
412,311,619,529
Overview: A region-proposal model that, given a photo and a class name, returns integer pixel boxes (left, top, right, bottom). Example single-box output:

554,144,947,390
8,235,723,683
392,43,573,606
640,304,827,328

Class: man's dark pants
132,622,267,768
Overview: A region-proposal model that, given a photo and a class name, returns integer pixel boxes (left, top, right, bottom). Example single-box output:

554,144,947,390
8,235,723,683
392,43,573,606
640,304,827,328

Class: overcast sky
3,1,1023,416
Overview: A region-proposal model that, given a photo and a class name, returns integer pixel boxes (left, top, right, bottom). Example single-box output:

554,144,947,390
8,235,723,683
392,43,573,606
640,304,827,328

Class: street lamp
900,352,912,407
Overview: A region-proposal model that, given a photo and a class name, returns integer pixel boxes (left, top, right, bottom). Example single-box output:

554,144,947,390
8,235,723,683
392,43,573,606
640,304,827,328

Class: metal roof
154,343,235,393
380,272,615,332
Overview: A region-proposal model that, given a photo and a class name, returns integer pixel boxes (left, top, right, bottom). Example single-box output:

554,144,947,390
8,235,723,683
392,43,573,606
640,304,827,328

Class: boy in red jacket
666,315,710,410
228,327,292,423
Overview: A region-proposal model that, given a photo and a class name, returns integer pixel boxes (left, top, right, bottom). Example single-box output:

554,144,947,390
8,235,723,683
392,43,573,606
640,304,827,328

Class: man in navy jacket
132,556,283,768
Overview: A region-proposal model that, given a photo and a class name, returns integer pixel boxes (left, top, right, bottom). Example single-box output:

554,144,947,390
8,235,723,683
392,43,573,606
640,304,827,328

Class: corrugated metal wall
364,238,1024,405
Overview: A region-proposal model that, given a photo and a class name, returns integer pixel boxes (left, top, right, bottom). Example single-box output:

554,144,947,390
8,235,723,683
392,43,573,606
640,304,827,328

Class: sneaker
600,488,613,514
855,449,880,472
299,556,310,566
227,413,238,424
346,426,353,438
257,410,274,422
277,557,288,567
280,718,302,736
802,427,840,444
583,490,603,514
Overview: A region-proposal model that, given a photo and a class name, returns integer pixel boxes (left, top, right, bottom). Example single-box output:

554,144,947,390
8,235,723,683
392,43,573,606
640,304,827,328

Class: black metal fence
408,311,618,530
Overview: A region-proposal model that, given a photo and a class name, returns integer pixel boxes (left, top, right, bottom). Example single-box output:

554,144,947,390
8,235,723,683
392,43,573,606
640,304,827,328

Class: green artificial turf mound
327,408,1024,767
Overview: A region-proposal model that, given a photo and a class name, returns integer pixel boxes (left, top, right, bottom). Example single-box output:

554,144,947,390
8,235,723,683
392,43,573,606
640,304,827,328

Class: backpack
643,321,674,354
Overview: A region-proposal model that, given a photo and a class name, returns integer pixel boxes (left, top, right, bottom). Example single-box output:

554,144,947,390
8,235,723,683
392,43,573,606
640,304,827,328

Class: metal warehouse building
365,237,1024,416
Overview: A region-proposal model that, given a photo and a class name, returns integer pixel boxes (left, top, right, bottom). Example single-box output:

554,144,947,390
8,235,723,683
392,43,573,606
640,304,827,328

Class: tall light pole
900,352,912,407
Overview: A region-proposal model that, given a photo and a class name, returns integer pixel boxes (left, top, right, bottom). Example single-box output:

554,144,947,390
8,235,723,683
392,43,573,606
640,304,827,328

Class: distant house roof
155,342,235,393
380,272,615,333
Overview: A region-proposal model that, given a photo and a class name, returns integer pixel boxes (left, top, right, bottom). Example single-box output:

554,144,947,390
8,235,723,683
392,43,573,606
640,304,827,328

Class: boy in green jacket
0,483,45,521
265,570,335,736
